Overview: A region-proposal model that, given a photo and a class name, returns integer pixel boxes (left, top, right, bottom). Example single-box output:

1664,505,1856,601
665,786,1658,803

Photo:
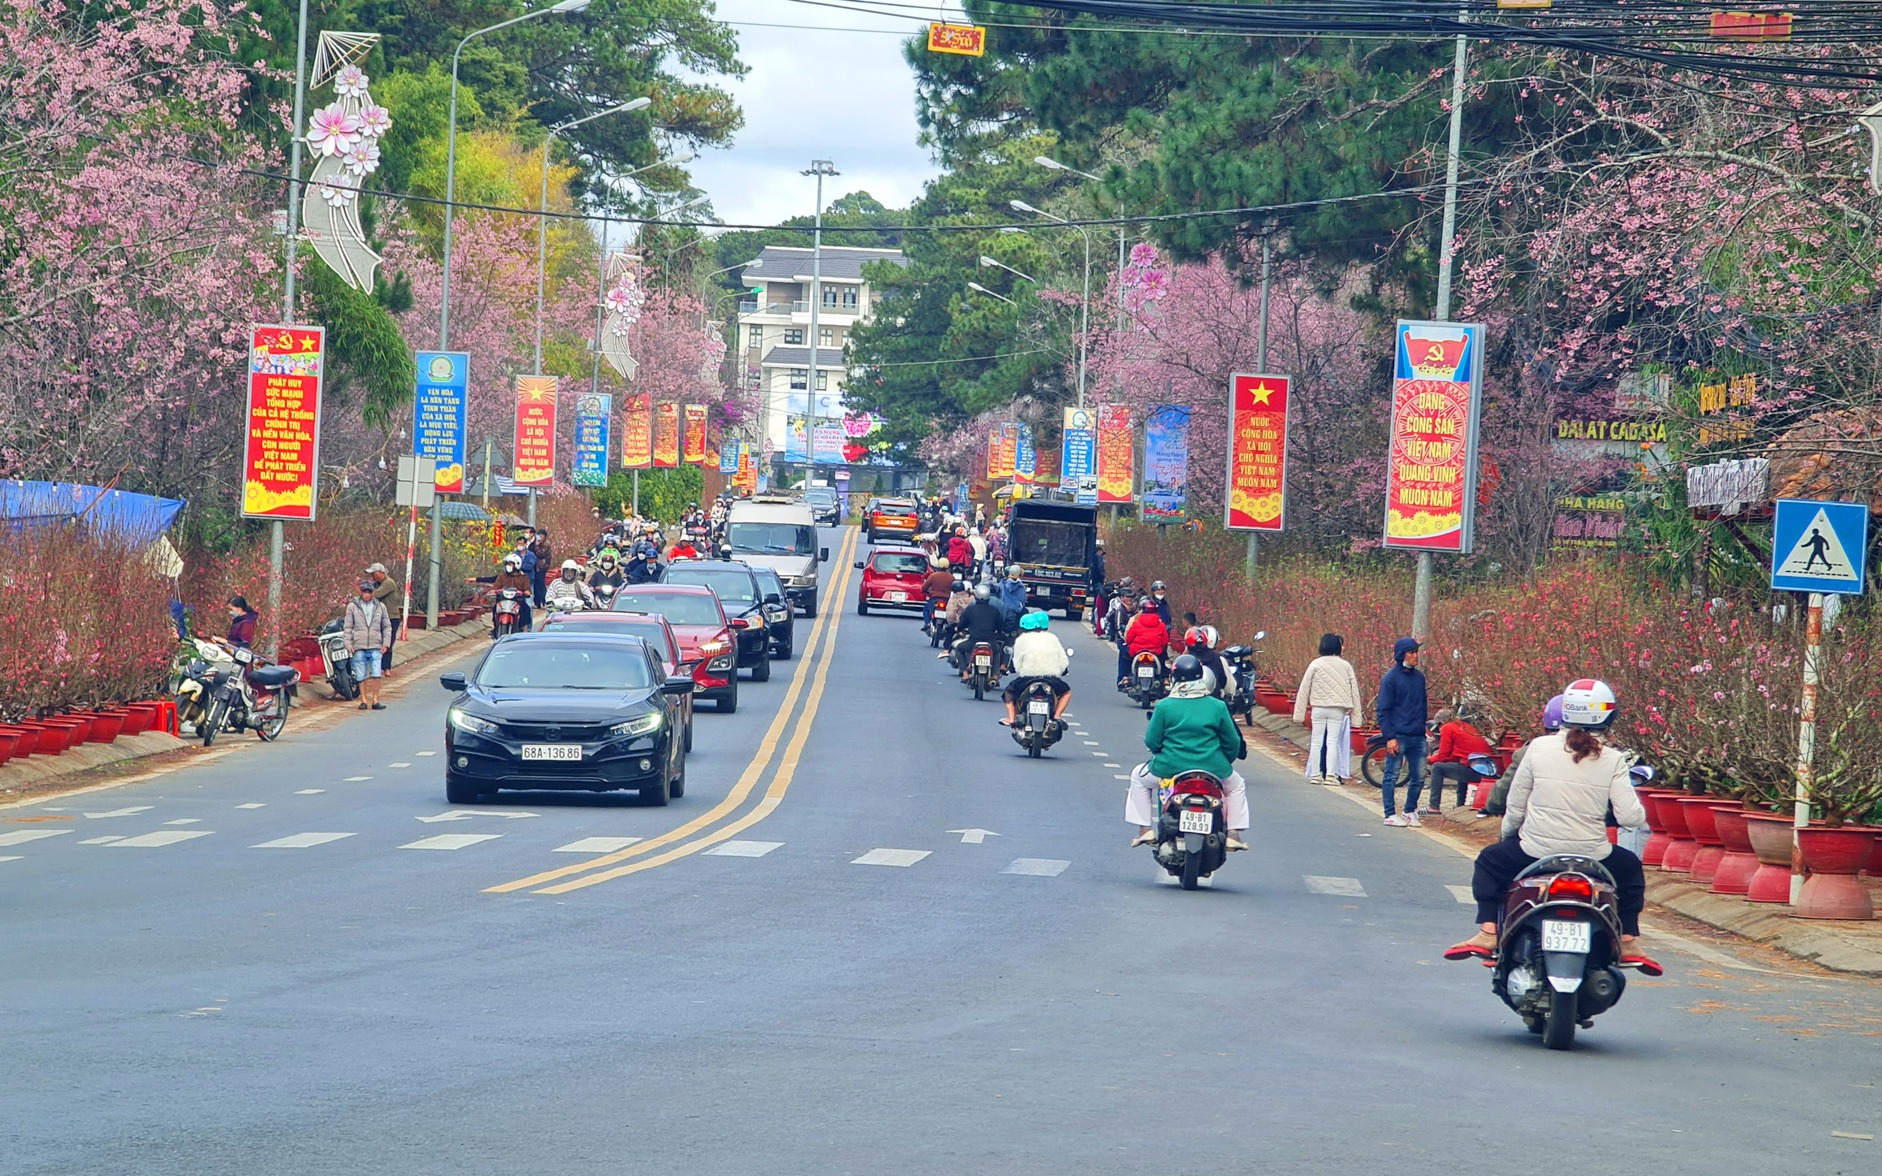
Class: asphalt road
3,525,1878,1174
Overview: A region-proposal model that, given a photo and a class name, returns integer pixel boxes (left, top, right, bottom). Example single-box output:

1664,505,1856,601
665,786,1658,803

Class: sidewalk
0,619,491,807
1240,702,1882,978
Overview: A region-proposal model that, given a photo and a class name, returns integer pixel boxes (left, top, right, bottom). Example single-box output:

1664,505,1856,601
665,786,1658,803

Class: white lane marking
252,833,356,849
78,836,124,845
1113,774,1132,781
947,828,1000,844
108,831,213,848
294,789,325,795
1446,884,1474,905
1090,751,1107,757
388,762,412,769
1002,858,1070,877
553,836,644,854
83,806,152,819
1082,740,1100,746
164,819,201,826
344,776,373,782
399,834,501,851
416,751,437,757
1103,762,1121,768
0,829,73,847
236,803,266,810
1304,875,1368,897
703,840,784,858
0,855,19,862
416,810,537,823
852,848,930,867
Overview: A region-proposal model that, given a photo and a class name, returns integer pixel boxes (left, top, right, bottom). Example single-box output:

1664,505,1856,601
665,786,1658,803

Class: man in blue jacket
1375,636,1429,827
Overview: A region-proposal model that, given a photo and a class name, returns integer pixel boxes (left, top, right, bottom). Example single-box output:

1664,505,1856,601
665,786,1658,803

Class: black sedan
659,560,776,682
439,633,696,806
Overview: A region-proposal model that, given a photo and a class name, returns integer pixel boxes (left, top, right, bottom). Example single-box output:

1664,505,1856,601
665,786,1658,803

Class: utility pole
265,0,313,659
802,160,838,474
1246,226,1274,581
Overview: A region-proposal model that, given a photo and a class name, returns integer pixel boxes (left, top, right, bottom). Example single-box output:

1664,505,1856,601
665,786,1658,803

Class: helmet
1150,580,1167,592
503,553,521,568
1138,596,1157,612
1018,610,1050,632
1006,566,1021,580
951,578,966,594
974,583,991,601
561,559,579,572
1559,679,1617,730
1170,653,1205,683
1119,576,1135,588
1184,625,1216,650
598,552,617,565
1542,694,1565,731
936,557,950,569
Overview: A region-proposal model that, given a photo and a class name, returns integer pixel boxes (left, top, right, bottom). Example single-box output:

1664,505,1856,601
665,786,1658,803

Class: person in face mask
1147,580,1172,626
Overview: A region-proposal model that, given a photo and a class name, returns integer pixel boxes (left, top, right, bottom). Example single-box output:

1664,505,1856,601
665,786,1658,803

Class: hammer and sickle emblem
1423,344,1447,366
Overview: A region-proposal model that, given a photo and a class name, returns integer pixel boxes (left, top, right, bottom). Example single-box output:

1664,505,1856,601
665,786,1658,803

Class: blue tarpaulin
0,481,185,546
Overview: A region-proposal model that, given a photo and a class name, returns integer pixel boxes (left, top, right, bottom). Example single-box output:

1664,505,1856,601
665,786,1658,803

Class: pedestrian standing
1088,538,1107,631
529,529,554,607
1376,636,1429,826
344,579,392,711
366,562,402,669
1292,633,1363,785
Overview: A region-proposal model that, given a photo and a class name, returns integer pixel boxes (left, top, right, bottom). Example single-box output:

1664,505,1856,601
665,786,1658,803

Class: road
3,525,1878,1174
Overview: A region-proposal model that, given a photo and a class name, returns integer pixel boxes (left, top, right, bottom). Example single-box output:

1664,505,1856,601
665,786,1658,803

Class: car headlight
449,709,498,736
698,638,730,655
785,575,811,587
707,656,734,671
610,713,664,738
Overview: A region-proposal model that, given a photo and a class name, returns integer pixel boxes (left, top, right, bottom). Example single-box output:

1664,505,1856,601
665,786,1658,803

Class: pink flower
357,104,392,138
307,103,361,156
341,141,381,177
333,65,369,99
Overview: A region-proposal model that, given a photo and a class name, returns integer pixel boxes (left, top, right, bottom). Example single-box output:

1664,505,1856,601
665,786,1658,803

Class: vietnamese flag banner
986,423,1018,480
621,392,653,469
513,375,558,488
1096,403,1134,504
682,403,709,465
242,325,325,520
653,402,681,468
1224,373,1291,532
1383,320,1484,553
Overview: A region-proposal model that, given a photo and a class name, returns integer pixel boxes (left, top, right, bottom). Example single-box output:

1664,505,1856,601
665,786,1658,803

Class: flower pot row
0,701,173,769
1636,787,1879,920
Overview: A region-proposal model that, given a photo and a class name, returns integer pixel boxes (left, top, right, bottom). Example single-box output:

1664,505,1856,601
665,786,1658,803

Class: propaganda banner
621,392,653,469
987,422,1018,480
1061,406,1098,505
412,351,468,494
1383,320,1484,552
719,438,741,475
1014,422,1037,485
1141,406,1191,524
1096,403,1134,504
242,324,325,520
653,401,681,468
1224,373,1291,532
682,403,709,465
926,22,986,56
734,442,757,493
572,392,612,488
513,375,557,489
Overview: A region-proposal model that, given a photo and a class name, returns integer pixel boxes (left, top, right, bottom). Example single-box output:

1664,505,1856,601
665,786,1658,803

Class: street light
1034,155,1102,183
1030,155,1131,343
967,281,1016,306
1011,199,1092,407
624,151,695,178
537,97,650,371
978,255,1036,284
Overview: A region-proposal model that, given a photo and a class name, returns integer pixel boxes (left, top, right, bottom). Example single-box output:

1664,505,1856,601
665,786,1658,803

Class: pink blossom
307,103,361,156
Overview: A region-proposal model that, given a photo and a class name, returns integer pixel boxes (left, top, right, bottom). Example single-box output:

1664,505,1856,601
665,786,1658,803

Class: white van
723,496,830,616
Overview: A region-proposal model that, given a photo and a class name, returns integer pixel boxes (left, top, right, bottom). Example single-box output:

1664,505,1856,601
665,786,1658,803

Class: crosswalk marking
1002,858,1070,877
0,829,72,847
553,836,644,854
164,819,201,826
236,803,266,810
294,789,325,795
77,836,123,845
852,848,930,867
1446,884,1474,905
83,806,151,819
389,762,412,769
109,831,213,848
343,776,372,782
1304,875,1367,897
0,856,18,863
703,840,783,858
252,833,356,849
399,833,500,851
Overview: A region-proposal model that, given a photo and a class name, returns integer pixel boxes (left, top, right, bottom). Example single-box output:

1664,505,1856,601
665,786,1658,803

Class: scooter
1147,770,1230,890
1446,855,1664,1050
592,582,619,611
967,640,1000,701
316,616,358,701
1219,630,1265,724
1011,649,1072,758
493,588,527,637
198,646,299,747
1126,651,1166,710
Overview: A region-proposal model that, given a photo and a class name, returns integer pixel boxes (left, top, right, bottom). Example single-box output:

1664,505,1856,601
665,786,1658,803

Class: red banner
1224,374,1290,531
242,325,325,520
926,22,986,56
513,375,557,488
653,402,680,468
734,443,757,493
1096,403,1133,504
1383,321,1483,552
682,403,708,465
621,392,652,470
986,423,1017,480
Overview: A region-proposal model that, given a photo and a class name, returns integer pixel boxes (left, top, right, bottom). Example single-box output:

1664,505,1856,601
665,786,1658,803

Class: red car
539,610,695,751
855,545,930,615
611,584,742,713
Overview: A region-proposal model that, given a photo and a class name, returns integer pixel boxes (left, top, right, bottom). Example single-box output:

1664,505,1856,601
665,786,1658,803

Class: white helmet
503,553,521,568
561,559,580,572
1560,679,1617,730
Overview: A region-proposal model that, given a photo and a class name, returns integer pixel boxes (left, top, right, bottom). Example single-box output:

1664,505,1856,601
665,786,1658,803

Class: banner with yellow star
513,375,558,488
1225,373,1291,531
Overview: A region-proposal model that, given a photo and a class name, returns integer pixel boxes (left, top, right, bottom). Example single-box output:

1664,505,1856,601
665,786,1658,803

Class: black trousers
383,617,401,669
1471,837,1646,937
1428,761,1482,806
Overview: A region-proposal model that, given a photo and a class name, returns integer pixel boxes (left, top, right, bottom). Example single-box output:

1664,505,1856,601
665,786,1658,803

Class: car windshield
616,592,723,627
754,571,786,596
666,568,757,605
875,501,914,516
476,643,653,690
727,521,816,555
547,618,674,661
873,553,927,576
801,488,836,506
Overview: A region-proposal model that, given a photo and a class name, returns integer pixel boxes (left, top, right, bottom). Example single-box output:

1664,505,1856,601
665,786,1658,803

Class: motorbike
1447,855,1664,1050
592,582,620,611
493,587,528,637
1126,651,1166,710
541,594,589,627
1146,770,1230,890
175,638,238,732
1011,649,1072,758
967,640,1001,701
1219,630,1265,724
197,645,299,747
923,606,952,648
316,617,358,701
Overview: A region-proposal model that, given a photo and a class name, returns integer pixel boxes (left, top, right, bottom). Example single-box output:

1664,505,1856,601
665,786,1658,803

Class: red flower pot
1349,727,1377,755
116,705,152,736
1,725,43,756
0,729,17,767
1634,788,1673,867
20,721,74,754
57,715,94,744
1676,797,1726,884
1657,793,1697,873
1795,826,1878,920
1707,805,1759,896
81,711,125,743
1741,811,1796,904
1865,837,1882,880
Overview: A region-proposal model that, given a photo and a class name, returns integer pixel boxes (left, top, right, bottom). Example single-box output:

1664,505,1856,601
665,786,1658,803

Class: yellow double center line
485,525,860,895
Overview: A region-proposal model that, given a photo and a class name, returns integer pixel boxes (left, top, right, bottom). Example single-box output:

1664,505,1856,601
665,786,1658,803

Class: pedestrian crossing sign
1770,498,1868,595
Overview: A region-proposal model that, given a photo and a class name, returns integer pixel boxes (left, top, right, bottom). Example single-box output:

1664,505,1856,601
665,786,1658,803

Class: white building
735,245,905,479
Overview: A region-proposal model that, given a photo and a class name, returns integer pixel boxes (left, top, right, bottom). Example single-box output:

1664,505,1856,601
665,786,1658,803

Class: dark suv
659,560,776,682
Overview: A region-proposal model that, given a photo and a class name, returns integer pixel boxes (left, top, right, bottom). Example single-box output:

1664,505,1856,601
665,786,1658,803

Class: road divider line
485,526,859,894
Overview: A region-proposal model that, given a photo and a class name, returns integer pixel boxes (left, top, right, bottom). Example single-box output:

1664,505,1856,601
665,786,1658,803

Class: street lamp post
266,0,315,659
966,281,1016,307
802,160,839,475
1034,156,1130,342
1011,199,1091,407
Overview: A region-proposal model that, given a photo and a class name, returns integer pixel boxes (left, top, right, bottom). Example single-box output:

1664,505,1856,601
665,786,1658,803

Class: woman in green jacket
1126,655,1250,850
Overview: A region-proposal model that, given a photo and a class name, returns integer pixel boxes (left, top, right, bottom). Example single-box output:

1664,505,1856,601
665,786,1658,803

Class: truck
1005,499,1099,620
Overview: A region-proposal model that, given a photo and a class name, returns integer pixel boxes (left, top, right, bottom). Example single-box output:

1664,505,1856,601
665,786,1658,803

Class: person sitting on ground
1126,654,1250,851
1000,610,1072,727
1425,707,1494,814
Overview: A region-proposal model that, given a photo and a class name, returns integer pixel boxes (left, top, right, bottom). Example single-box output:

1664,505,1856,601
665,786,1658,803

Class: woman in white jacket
1292,633,1363,784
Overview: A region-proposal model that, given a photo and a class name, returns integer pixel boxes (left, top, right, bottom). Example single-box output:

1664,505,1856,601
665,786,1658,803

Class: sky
691,0,945,228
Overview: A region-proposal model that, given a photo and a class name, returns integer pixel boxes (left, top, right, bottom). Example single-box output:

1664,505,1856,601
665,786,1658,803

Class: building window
815,372,829,392
789,368,807,390
842,288,858,310
823,287,839,308
783,327,805,345
819,327,834,347
747,324,763,348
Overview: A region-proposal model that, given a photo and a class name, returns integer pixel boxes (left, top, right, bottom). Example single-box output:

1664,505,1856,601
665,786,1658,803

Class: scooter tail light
1547,874,1595,902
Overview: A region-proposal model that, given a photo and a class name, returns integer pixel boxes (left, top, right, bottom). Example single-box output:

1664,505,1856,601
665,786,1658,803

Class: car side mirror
764,593,784,606
439,671,468,692
820,547,830,562
662,675,698,696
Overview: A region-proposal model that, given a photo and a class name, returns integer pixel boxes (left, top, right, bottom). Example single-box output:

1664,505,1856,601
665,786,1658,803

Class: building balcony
737,300,796,318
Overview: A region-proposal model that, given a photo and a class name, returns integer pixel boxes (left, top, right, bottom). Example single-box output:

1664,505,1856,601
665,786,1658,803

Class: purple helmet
1542,694,1566,731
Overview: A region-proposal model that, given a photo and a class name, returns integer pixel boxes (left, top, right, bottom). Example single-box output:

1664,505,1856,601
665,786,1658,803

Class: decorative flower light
604,275,646,334
357,104,392,138
319,176,360,207
333,65,370,98
341,140,382,177
307,103,362,157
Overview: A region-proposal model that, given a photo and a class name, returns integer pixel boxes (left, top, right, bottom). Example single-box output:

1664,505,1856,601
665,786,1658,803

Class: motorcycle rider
491,553,534,635
952,582,1006,681
1120,595,1170,689
626,533,663,584
946,525,973,572
1000,609,1072,727
1147,580,1173,625
666,533,700,561
941,576,974,633
922,558,954,629
1184,625,1229,699
586,550,628,595
995,566,1028,631
544,559,596,617
1102,577,1137,642
1451,679,1649,959
1126,654,1250,851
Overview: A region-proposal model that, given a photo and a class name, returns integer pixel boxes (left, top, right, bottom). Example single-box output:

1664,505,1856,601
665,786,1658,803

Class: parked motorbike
1126,651,1166,710
198,646,299,747
1446,854,1664,1049
316,616,358,701
493,588,527,637
1146,770,1230,890
175,638,237,732
967,640,1001,701
1219,630,1265,725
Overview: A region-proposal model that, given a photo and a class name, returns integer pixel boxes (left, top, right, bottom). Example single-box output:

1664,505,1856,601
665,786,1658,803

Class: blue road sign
1771,498,1868,595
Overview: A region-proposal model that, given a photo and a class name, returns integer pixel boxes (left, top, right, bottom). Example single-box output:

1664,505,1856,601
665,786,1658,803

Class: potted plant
1791,675,1882,919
